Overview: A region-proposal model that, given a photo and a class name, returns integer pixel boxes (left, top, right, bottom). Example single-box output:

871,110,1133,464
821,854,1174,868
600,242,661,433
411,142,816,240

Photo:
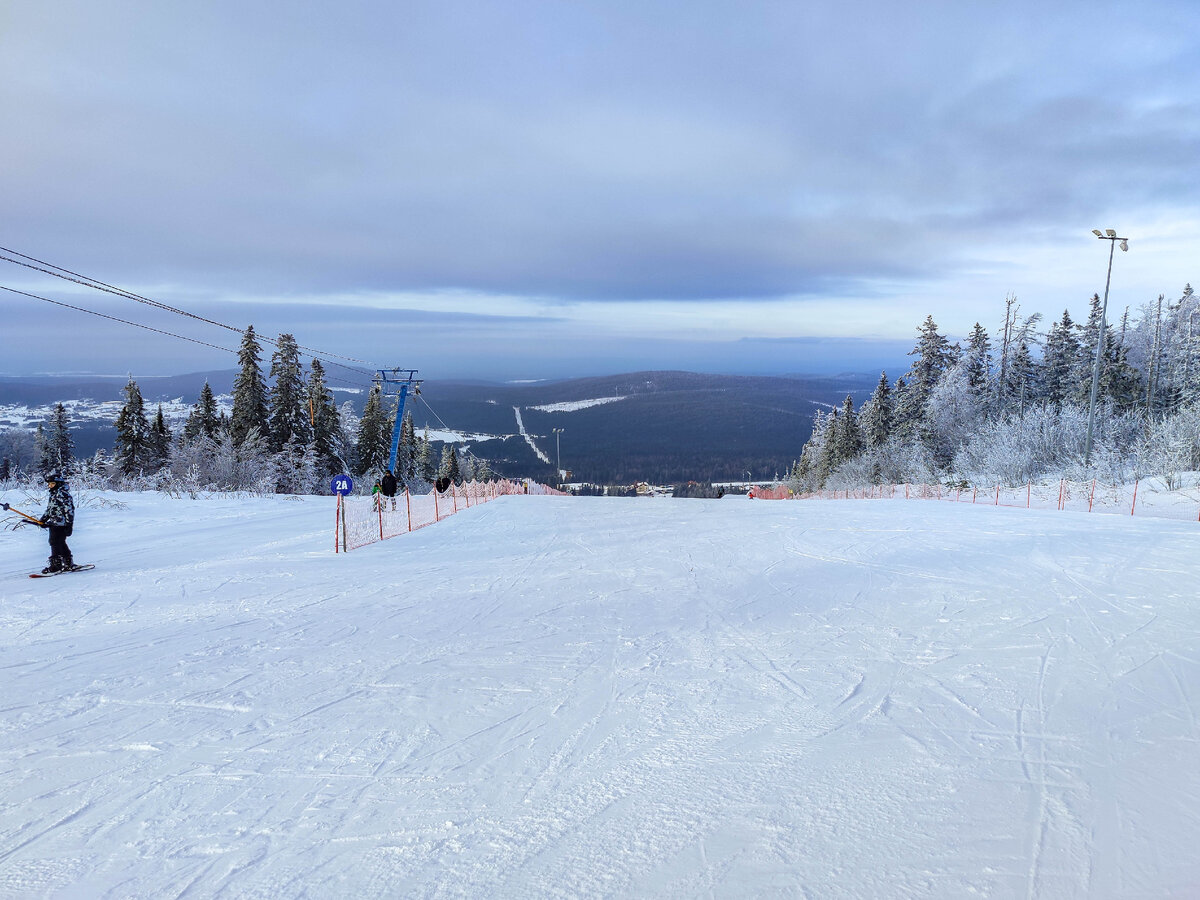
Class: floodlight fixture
1106,228,1117,237
1092,229,1104,237
1120,240,1128,252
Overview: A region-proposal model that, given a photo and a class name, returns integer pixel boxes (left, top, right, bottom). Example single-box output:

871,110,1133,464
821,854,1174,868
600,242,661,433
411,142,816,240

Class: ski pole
1,502,44,526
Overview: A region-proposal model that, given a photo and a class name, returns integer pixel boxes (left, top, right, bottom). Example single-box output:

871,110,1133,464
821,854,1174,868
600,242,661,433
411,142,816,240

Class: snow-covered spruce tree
963,323,992,406
114,377,153,476
1004,341,1038,415
893,316,958,441
416,429,437,483
858,372,893,448
149,405,172,472
1072,294,1108,406
183,382,221,442
42,403,75,475
231,325,270,448
439,444,461,484
355,385,391,476
833,396,862,463
1042,310,1081,409
268,333,310,454
305,359,344,478
396,410,417,484
471,452,494,482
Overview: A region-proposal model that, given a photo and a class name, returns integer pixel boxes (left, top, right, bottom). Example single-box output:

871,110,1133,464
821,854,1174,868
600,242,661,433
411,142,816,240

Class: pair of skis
2,503,94,578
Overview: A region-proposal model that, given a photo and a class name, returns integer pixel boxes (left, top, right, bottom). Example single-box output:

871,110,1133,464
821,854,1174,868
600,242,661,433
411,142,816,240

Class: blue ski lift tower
375,368,422,474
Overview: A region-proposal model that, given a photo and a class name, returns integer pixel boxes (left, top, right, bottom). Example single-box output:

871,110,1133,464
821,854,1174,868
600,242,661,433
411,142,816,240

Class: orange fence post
1088,479,1096,512
405,487,412,532
1027,482,1031,508
995,485,1000,506
1131,479,1139,516
378,497,384,541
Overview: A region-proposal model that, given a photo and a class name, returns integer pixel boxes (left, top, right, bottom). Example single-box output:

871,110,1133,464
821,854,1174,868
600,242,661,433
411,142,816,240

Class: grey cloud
3,0,1197,323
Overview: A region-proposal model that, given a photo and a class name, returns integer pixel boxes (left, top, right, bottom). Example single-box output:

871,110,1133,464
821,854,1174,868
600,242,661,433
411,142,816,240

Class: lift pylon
375,368,422,475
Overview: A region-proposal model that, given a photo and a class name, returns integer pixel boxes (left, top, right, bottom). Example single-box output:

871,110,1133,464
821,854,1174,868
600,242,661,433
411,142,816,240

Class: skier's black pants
47,524,72,562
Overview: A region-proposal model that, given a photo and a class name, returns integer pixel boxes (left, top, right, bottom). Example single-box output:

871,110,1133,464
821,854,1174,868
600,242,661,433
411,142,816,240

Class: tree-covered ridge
792,286,1200,490
9,328,495,495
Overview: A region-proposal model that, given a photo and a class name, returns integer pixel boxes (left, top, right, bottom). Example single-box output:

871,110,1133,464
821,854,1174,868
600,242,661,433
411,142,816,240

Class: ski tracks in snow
3,495,1200,895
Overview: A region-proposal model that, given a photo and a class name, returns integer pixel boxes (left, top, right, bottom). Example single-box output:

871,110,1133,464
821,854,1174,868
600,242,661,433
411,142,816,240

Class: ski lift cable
1,282,378,393
0,246,375,368
413,393,496,471
1,284,237,356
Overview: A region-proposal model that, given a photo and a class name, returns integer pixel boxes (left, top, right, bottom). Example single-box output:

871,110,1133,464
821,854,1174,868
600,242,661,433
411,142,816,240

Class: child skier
39,471,77,574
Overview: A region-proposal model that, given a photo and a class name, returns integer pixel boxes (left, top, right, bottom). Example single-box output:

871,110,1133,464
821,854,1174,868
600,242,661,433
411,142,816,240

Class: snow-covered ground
2,491,1199,898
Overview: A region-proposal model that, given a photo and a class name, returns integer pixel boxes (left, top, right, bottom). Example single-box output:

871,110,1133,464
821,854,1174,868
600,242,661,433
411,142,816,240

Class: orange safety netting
758,479,1200,523
335,479,567,551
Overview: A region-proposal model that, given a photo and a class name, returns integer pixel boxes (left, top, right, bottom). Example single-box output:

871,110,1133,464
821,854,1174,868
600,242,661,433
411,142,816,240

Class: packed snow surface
2,491,1199,898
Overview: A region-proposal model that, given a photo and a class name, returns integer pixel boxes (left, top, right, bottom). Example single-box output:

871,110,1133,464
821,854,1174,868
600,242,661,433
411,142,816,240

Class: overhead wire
2,247,496,469
413,392,505,477
0,245,378,376
0,284,238,357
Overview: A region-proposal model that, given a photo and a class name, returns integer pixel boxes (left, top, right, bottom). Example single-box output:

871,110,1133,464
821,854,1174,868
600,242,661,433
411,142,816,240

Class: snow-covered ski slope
2,491,1199,898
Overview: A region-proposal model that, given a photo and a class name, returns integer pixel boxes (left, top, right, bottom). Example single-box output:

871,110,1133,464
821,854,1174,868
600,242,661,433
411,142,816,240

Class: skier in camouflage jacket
39,472,76,573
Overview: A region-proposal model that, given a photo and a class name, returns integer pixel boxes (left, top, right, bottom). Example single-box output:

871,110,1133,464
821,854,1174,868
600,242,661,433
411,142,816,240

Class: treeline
1,326,494,494
792,287,1200,490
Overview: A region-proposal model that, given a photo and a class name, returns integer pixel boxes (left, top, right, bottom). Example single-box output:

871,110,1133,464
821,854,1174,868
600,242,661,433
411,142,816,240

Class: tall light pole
552,427,564,482
1084,228,1129,466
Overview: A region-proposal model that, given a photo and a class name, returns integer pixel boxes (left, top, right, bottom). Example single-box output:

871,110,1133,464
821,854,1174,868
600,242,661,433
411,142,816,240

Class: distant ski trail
513,407,551,464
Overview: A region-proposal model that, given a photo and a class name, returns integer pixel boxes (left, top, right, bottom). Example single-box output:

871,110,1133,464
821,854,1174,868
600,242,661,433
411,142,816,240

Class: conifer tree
43,403,75,475
416,429,437,482
183,382,221,442
114,377,152,475
268,333,309,452
1073,294,1105,405
149,405,172,470
1042,310,1081,409
355,385,391,475
894,316,957,438
231,325,269,447
860,373,893,447
1005,342,1037,414
964,323,992,401
396,410,417,483
816,408,839,485
0,457,10,482
305,359,344,476
834,395,862,462
439,444,461,484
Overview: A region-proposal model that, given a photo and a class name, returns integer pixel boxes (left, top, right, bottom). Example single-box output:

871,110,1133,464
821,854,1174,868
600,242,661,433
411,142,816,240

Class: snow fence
755,477,1200,523
335,479,566,551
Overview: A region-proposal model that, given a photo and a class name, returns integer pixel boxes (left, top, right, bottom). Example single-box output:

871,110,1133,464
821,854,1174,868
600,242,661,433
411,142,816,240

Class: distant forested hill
1,370,876,484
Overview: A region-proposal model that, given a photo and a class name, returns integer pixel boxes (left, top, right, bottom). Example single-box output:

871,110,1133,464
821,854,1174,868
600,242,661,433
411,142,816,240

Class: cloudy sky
2,0,1197,382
